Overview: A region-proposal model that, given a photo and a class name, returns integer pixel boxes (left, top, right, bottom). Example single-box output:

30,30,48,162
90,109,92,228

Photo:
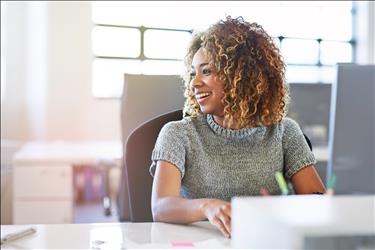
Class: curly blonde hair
183,16,289,128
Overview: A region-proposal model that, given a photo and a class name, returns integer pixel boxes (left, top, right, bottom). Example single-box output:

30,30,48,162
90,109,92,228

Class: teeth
196,92,211,99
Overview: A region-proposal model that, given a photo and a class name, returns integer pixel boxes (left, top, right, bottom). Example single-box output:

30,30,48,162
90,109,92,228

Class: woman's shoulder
277,116,303,135
160,114,204,132
280,116,300,128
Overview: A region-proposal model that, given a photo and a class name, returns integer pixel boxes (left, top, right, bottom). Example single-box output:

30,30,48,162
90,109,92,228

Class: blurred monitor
327,64,375,194
287,83,331,147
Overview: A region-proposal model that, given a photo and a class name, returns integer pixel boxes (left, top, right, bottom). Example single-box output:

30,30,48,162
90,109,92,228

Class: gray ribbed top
150,114,316,201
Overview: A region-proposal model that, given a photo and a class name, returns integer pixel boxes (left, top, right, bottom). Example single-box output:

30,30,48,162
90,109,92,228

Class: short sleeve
149,121,186,179
282,118,316,180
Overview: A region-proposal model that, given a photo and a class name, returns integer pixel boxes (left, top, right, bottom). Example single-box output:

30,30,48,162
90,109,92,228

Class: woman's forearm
152,196,211,224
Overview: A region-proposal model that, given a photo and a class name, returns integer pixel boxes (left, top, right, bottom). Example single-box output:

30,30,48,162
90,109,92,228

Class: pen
326,174,336,195
275,171,289,195
1,227,37,245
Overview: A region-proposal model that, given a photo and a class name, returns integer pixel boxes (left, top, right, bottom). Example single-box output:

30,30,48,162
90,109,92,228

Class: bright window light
91,1,354,98
92,59,141,98
286,65,336,83
320,41,352,65
92,26,140,58
141,60,185,75
282,39,319,65
144,30,191,60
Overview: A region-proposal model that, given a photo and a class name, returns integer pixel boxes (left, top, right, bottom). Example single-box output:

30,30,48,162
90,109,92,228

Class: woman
149,16,325,238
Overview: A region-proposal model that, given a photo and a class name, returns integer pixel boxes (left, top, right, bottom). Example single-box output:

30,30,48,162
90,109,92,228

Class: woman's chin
199,107,212,114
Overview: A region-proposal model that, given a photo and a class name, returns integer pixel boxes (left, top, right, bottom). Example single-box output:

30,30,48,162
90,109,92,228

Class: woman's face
190,48,225,118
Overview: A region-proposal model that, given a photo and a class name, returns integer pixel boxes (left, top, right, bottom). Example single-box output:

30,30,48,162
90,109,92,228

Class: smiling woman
149,16,326,238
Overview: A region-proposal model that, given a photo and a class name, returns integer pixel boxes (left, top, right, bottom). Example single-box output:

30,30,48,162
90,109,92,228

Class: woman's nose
190,75,203,90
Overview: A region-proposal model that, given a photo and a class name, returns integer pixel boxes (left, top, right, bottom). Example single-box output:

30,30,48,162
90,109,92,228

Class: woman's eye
202,68,211,75
190,71,196,78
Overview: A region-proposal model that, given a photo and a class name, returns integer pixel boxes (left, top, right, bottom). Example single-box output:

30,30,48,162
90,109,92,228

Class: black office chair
124,109,183,222
304,134,312,151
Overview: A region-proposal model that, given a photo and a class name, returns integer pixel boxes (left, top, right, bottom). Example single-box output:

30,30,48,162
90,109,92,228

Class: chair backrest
117,74,185,221
121,74,185,146
125,109,183,222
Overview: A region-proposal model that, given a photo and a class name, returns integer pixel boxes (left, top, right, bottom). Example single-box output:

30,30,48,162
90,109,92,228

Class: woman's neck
212,114,241,129
212,114,258,129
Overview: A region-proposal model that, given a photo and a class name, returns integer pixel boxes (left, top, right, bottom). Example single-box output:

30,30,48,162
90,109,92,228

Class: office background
1,1,374,225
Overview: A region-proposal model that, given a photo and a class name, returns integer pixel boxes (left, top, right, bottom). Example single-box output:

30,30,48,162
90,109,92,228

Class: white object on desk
231,195,375,249
12,141,122,224
0,222,230,249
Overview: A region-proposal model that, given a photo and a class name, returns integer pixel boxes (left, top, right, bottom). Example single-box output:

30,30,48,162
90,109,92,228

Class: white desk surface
3,196,374,249
1,221,230,249
12,140,122,165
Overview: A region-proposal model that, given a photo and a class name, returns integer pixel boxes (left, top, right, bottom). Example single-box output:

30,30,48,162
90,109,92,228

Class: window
91,1,355,98
92,26,141,58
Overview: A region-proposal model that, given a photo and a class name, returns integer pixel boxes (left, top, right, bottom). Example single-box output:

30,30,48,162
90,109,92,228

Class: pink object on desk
260,187,270,196
171,241,194,247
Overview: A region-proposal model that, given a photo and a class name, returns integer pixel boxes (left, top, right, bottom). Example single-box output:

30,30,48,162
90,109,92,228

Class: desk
12,141,122,224
232,195,375,249
0,221,230,249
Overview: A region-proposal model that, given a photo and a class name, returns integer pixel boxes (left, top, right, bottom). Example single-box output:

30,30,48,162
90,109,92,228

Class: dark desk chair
117,74,184,222
304,134,312,151
125,109,183,222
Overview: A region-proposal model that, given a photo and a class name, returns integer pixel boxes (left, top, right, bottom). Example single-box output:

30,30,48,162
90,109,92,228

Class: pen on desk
275,171,289,195
1,227,37,245
326,174,336,195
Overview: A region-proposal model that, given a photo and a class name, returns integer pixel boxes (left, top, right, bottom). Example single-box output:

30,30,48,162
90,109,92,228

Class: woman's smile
195,91,212,103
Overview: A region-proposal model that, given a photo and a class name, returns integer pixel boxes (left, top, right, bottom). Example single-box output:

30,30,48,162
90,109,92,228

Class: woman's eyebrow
191,63,209,69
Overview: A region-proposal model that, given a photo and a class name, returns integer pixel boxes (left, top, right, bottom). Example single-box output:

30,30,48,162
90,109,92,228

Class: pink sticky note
171,241,194,247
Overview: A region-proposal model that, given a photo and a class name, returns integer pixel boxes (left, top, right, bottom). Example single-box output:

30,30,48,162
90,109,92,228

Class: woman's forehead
192,48,208,66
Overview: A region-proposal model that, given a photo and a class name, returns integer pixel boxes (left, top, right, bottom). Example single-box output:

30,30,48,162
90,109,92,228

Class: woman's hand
200,199,231,238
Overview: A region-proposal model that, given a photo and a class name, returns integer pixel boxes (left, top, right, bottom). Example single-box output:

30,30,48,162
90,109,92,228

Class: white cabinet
14,165,72,198
14,200,72,224
11,141,122,224
13,165,73,224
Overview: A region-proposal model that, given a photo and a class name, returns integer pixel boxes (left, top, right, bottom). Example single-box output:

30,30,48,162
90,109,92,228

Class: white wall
1,2,121,142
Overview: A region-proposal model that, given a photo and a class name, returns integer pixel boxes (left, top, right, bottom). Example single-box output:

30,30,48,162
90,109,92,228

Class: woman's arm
291,165,326,194
151,160,231,238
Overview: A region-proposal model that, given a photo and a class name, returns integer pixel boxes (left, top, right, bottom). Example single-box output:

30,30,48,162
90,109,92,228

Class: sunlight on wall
1,2,6,101
25,2,48,139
